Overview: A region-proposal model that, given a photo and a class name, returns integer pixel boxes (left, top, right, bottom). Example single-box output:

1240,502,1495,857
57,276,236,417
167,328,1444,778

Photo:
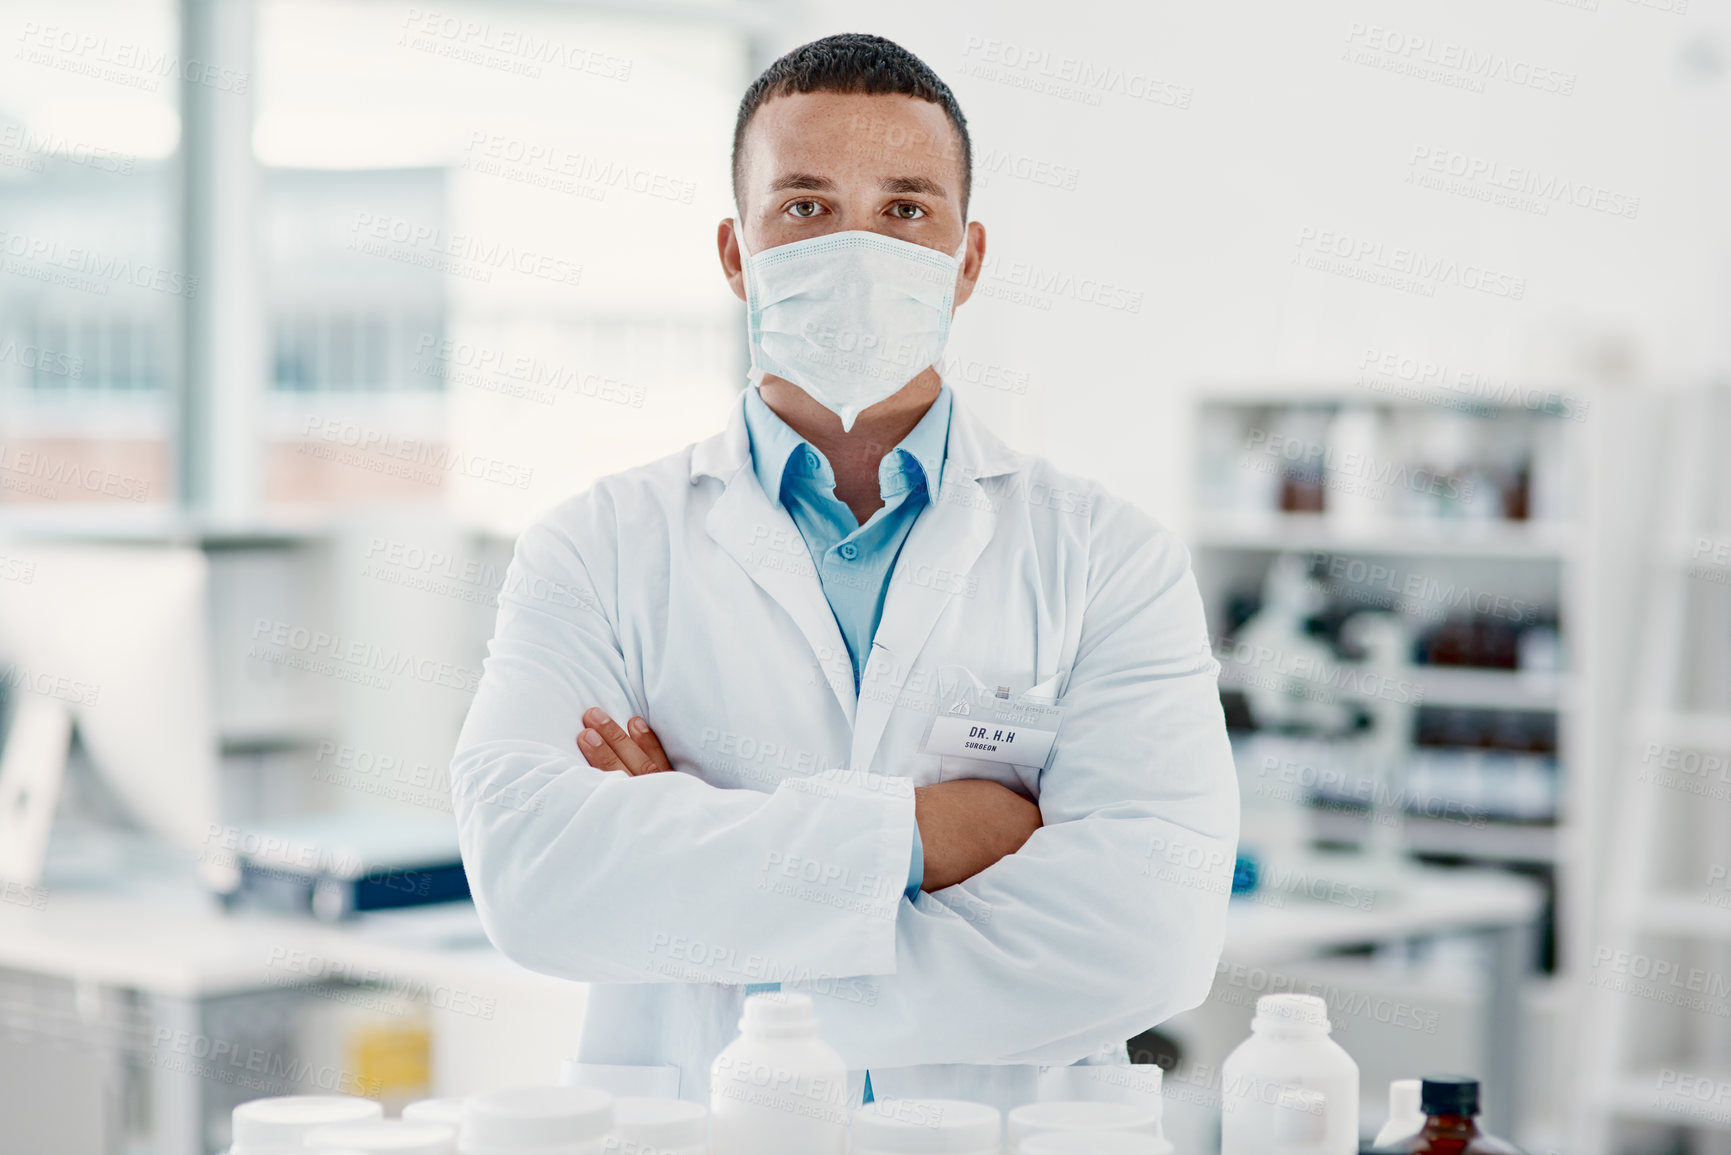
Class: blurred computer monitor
0,692,73,886
0,543,219,875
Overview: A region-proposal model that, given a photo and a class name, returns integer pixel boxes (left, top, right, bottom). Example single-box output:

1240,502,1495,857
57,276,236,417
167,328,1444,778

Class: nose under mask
737,223,967,431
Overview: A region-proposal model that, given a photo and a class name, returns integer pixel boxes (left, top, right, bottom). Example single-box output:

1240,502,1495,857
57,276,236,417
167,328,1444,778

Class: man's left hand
578,707,673,775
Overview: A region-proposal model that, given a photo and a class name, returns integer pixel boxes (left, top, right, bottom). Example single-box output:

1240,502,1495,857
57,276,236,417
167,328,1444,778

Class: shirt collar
905,387,950,491
743,385,810,503
743,385,952,504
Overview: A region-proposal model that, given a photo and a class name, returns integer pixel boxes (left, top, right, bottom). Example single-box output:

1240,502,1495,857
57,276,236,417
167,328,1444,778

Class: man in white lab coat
452,33,1238,1113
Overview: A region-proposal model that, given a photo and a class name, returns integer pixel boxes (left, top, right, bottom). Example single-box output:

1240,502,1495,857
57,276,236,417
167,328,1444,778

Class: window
253,1,753,526
0,0,179,510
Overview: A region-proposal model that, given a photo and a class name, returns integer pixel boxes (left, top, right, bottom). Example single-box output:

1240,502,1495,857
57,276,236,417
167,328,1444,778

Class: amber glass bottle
1401,1077,1524,1154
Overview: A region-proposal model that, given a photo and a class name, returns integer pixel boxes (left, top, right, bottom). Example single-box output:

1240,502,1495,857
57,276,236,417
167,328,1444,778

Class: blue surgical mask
736,223,967,431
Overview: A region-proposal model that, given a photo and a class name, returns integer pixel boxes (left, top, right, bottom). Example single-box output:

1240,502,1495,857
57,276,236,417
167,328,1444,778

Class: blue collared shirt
742,384,952,903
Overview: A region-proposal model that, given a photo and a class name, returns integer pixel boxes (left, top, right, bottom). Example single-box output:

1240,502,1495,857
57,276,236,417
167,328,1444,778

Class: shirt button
838,542,860,561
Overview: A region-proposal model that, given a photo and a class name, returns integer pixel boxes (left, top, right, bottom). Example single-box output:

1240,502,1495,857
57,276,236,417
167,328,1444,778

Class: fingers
626,716,674,773
578,707,673,775
577,725,629,772
582,707,653,775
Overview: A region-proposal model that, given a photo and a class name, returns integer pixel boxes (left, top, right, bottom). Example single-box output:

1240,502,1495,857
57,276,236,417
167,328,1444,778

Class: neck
757,368,942,522
1424,1114,1478,1134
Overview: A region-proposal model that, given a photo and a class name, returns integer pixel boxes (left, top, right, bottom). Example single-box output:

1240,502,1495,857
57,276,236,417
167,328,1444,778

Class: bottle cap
302,1120,456,1155
1252,994,1332,1034
610,1097,708,1147
1389,1079,1422,1122
1005,1101,1162,1145
739,990,818,1036
1020,1132,1173,1154
852,1098,1000,1151
1421,1076,1481,1117
1374,1078,1427,1147
402,1100,467,1128
231,1096,384,1153
461,1087,614,1151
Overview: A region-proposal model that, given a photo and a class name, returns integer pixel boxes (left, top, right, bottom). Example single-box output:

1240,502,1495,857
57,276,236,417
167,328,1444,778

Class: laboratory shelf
1218,656,1567,712
1629,892,1731,941
1661,531,1731,567
0,506,335,547
217,711,334,750
1309,808,1559,864
1606,1069,1731,1130
1408,666,1568,712
1195,381,1586,412
1191,385,1604,1140
219,729,330,754
1190,511,1575,560
1632,710,1731,751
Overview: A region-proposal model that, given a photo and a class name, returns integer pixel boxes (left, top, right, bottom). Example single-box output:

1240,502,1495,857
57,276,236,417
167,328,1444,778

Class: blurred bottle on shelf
1527,417,1570,524
1323,406,1384,527
1411,611,1561,673
1201,405,1277,513
1276,407,1331,514
1196,400,1572,527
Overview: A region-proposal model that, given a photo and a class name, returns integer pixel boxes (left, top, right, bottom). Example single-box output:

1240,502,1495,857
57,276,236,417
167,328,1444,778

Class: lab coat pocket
922,666,1065,798
1022,669,1067,706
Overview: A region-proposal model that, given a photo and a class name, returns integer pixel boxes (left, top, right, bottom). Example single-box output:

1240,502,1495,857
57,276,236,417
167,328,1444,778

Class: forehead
741,90,965,193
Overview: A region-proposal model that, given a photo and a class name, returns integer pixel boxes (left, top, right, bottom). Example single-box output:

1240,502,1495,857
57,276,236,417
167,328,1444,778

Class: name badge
919,668,1064,767
923,714,1058,765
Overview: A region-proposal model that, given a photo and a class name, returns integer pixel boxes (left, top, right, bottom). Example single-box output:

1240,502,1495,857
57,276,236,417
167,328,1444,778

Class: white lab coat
451,388,1239,1113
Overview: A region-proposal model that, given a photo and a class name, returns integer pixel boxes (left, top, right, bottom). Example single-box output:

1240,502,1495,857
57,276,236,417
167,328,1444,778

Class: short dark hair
731,33,972,215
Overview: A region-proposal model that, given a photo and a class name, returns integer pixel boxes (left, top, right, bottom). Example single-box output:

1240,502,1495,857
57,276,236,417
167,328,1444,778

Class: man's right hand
915,779,1043,891
577,707,673,775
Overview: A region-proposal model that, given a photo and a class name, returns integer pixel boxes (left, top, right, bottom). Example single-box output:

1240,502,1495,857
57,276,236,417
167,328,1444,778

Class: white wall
780,0,1731,526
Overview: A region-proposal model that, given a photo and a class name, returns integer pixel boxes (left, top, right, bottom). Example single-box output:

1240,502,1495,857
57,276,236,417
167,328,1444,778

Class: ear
717,218,747,303
952,220,986,309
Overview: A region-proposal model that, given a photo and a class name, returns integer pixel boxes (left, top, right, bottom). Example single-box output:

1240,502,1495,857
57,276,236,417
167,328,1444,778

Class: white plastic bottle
228,1095,383,1154
709,991,848,1155
402,1099,467,1128
302,1120,457,1155
1272,1087,1328,1155
459,1087,615,1154
1373,1079,1425,1147
1005,1101,1164,1150
852,1098,1000,1155
603,1097,709,1154
1220,994,1358,1155
1021,1132,1173,1154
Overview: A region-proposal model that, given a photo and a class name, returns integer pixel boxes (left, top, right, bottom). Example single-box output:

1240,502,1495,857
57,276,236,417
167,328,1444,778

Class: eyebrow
767,172,835,193
880,175,948,200
763,173,949,200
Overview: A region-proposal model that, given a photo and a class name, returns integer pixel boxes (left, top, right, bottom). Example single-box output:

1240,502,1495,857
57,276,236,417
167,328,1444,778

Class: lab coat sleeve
450,495,916,984
804,498,1240,1068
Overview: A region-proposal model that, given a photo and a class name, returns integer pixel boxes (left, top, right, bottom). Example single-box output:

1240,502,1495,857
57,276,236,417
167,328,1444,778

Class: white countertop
0,874,536,999
1224,858,1545,961
0,854,1545,998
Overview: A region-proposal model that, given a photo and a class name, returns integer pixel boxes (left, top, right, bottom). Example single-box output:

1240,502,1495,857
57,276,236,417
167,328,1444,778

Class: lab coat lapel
694,396,857,728
849,397,1021,772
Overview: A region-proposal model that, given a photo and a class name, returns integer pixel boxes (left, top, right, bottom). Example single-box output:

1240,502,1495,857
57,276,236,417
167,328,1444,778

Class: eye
891,203,926,220
788,200,824,218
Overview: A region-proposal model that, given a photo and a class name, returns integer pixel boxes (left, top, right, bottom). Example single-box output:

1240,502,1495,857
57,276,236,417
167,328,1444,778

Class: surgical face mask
736,223,966,431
